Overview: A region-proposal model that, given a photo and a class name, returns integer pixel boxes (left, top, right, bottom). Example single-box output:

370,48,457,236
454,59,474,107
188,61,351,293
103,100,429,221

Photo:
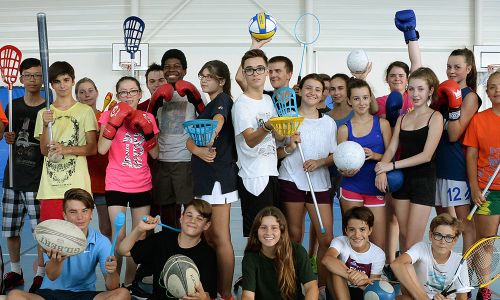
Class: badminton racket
467,163,500,220
0,45,22,188
441,236,500,296
294,13,321,84
109,211,126,258
123,16,145,78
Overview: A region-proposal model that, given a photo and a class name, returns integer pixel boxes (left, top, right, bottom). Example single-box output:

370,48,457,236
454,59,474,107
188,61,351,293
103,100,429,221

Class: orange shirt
463,108,500,190
0,106,8,127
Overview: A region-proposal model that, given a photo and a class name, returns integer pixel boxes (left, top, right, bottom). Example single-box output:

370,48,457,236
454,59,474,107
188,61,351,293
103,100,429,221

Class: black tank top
398,111,436,177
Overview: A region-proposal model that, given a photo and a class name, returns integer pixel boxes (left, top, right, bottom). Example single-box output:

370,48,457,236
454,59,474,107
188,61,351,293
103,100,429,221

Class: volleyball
248,12,277,40
364,280,396,300
334,141,366,171
347,49,369,73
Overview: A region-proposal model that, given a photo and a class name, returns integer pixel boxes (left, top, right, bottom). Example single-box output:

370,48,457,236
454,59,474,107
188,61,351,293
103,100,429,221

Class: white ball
248,12,277,40
334,141,365,171
347,49,369,73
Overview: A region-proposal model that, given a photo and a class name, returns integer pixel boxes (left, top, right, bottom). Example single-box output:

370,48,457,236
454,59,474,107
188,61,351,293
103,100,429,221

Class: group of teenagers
0,9,499,300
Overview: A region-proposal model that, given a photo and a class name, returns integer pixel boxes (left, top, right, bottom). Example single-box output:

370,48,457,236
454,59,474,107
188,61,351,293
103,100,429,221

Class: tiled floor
1,193,498,298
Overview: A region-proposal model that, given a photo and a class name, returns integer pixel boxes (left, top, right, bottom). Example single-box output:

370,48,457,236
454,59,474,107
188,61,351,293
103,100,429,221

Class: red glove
175,80,205,114
130,110,157,152
149,83,174,117
437,80,462,121
102,102,134,140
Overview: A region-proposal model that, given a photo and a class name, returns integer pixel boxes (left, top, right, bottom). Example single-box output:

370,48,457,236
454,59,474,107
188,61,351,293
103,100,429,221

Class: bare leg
306,203,333,287
392,198,410,252
204,203,234,298
6,290,44,300
96,204,112,241
124,205,150,285
331,273,350,300
453,205,476,253
283,202,307,243
7,236,21,265
385,194,400,262
107,206,128,280
93,288,131,300
367,206,386,251
404,203,432,250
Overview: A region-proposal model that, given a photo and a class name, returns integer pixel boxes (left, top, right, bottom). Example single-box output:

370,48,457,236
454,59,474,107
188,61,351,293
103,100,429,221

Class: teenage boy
391,213,472,300
34,61,97,221
118,199,218,300
232,49,283,237
148,49,205,228
137,63,166,112
2,58,47,292
6,188,130,300
322,206,385,300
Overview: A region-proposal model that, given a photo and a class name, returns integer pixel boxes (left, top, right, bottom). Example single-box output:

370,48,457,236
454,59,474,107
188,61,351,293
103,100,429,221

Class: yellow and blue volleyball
248,12,277,40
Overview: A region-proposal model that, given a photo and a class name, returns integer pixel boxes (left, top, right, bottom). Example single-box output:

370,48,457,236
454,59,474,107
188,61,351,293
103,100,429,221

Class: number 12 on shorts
447,186,470,202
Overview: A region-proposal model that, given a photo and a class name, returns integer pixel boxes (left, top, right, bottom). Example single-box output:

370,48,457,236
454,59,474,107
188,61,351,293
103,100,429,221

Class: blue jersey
341,117,385,195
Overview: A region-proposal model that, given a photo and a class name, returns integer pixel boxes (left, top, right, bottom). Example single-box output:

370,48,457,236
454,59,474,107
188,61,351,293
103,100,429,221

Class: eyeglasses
21,74,43,80
198,74,219,81
117,90,140,98
432,232,456,243
243,66,267,76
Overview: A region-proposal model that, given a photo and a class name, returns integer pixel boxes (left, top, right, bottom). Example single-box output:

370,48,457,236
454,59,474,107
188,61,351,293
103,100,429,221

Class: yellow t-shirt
34,102,97,199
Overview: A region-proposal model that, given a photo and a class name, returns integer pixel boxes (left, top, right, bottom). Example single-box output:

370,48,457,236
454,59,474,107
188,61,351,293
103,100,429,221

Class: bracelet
262,123,272,132
393,161,396,170
283,145,291,155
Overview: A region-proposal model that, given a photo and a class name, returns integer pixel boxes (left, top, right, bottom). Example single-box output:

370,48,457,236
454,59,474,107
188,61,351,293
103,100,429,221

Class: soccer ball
248,12,277,40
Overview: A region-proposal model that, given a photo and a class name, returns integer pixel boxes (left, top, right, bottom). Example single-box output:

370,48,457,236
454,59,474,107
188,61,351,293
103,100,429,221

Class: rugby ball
347,49,369,73
334,141,366,171
248,12,277,40
160,254,200,298
35,219,87,256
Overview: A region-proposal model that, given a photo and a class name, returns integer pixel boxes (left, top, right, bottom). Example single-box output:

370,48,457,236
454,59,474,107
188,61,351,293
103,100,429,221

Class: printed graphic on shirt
345,256,372,277
15,117,39,166
121,131,146,169
159,101,188,135
425,268,447,294
256,112,275,157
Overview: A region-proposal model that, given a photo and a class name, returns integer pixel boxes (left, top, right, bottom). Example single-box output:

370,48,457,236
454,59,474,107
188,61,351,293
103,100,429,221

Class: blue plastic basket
183,119,218,146
272,87,299,117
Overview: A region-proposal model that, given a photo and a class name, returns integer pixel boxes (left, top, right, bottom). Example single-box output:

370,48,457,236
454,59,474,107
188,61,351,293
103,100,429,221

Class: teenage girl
433,48,480,253
242,207,319,300
75,77,111,241
375,67,444,252
97,76,159,285
186,60,237,299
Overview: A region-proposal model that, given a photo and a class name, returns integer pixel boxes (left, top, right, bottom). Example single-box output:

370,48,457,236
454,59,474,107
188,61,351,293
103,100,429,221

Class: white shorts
435,178,471,207
196,181,239,205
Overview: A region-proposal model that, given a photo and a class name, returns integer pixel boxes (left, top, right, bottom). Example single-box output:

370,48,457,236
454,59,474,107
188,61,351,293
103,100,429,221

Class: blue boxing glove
395,9,419,44
386,91,403,127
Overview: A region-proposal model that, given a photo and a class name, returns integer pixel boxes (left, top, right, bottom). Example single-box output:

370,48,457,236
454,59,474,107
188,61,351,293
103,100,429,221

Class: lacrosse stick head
183,119,218,147
272,87,299,117
123,16,145,59
0,45,22,89
269,116,304,137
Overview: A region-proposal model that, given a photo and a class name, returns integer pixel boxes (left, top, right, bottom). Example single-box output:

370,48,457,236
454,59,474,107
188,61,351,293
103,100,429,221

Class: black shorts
238,176,279,237
35,289,100,300
105,190,152,208
326,286,363,300
279,179,331,204
392,174,435,206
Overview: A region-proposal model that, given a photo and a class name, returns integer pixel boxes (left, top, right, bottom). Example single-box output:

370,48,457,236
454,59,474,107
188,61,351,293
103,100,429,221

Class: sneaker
3,271,24,291
383,265,397,282
310,255,318,274
141,274,153,285
476,287,492,300
126,281,151,300
318,286,326,300
28,275,43,293
233,276,243,295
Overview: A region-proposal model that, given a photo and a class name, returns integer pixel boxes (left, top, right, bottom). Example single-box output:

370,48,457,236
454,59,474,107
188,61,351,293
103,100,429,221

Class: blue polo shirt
40,226,111,292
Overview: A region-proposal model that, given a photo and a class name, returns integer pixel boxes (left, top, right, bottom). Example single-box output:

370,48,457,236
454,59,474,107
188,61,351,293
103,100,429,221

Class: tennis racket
467,163,500,220
441,236,500,296
294,13,320,84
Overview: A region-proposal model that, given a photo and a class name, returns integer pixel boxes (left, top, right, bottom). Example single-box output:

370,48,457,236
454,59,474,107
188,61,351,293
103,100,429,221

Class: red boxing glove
174,80,205,114
149,83,174,117
102,102,134,140
437,80,462,121
130,110,157,152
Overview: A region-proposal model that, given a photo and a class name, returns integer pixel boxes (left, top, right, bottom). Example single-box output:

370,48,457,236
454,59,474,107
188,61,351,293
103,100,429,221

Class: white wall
2,0,500,109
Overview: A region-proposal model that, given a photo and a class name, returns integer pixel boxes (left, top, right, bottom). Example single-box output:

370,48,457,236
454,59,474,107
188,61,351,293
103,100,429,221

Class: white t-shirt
232,93,278,196
330,236,385,285
406,241,472,299
278,116,337,191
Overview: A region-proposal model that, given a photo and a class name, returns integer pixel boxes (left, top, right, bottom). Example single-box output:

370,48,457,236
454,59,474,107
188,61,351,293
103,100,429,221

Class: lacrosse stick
294,13,321,84
272,87,299,117
0,45,22,188
467,163,500,220
183,119,218,147
123,16,145,78
142,216,181,233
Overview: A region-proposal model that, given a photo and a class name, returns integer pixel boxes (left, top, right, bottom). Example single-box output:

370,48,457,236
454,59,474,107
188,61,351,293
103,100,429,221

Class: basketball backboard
112,43,149,71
